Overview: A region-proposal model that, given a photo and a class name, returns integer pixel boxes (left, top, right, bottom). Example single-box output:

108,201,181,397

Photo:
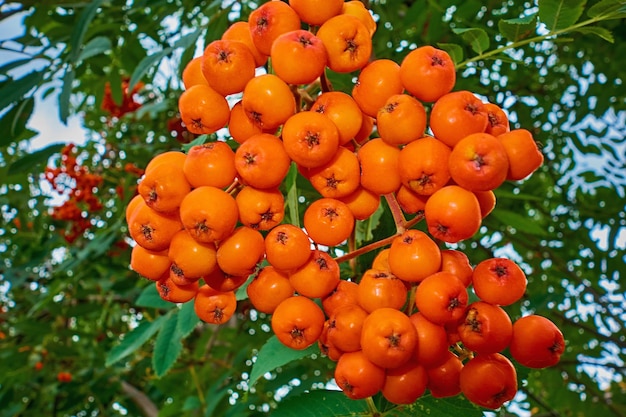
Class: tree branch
121,380,158,417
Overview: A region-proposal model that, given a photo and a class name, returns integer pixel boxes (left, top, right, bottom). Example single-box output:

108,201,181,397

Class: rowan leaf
272,390,368,417
153,311,183,377
105,315,167,366
452,28,490,54
498,14,538,42
538,0,586,31
249,335,318,388
572,26,614,42
587,0,626,19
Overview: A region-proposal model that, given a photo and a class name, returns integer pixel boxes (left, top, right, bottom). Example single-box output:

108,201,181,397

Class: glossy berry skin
459,353,517,409
509,315,565,368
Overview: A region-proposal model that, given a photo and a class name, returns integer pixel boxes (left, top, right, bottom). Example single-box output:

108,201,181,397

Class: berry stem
405,285,417,316
225,178,241,195
365,396,379,416
320,68,332,93
384,193,407,233
334,233,397,264
403,212,425,230
189,365,207,413
347,228,357,276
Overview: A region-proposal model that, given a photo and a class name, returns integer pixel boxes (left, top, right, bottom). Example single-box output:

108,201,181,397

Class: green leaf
0,97,35,146
129,48,172,92
0,71,44,111
249,335,318,388
105,315,167,366
181,134,209,152
7,143,64,175
235,274,252,301
452,28,490,54
437,43,464,65
69,0,104,62
498,14,538,42
285,162,301,228
153,311,183,377
172,28,203,50
587,0,626,19
109,69,123,107
58,68,75,124
176,301,200,338
538,0,586,31
203,372,232,417
0,58,33,75
136,283,173,310
572,26,614,42
389,395,484,417
355,201,384,245
273,390,368,417
78,36,112,62
490,209,549,237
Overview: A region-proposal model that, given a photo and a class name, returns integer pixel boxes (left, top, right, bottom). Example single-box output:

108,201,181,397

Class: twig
120,380,159,417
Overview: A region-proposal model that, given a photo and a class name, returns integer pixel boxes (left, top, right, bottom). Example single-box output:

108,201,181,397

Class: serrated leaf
490,209,548,237
177,301,200,338
0,70,44,111
498,14,537,42
389,395,484,417
69,0,103,62
128,47,172,92
153,311,183,377
272,390,368,417
105,315,167,366
437,43,464,65
136,283,173,310
58,68,75,124
452,28,490,54
355,201,384,245
587,0,626,19
285,162,301,227
538,0,586,31
572,26,614,42
249,335,318,388
181,134,209,152
8,143,64,175
78,36,112,62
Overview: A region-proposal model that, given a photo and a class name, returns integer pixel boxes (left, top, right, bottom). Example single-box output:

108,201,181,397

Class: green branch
456,11,621,69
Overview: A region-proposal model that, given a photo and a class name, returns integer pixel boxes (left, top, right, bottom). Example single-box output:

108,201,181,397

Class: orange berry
248,1,301,56
178,84,230,135
317,14,372,73
271,30,327,85
282,111,340,168
288,0,344,25
399,45,456,102
201,39,256,96
242,74,296,130
352,59,403,117
234,133,291,189
303,197,355,247
222,21,268,67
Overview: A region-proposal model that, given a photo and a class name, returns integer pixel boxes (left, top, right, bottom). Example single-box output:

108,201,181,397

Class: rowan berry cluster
124,0,564,410
45,144,103,243
101,77,143,118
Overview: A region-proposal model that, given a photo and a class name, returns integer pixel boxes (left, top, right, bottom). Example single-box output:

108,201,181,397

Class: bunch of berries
45,144,103,243
124,0,563,410
101,77,144,118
